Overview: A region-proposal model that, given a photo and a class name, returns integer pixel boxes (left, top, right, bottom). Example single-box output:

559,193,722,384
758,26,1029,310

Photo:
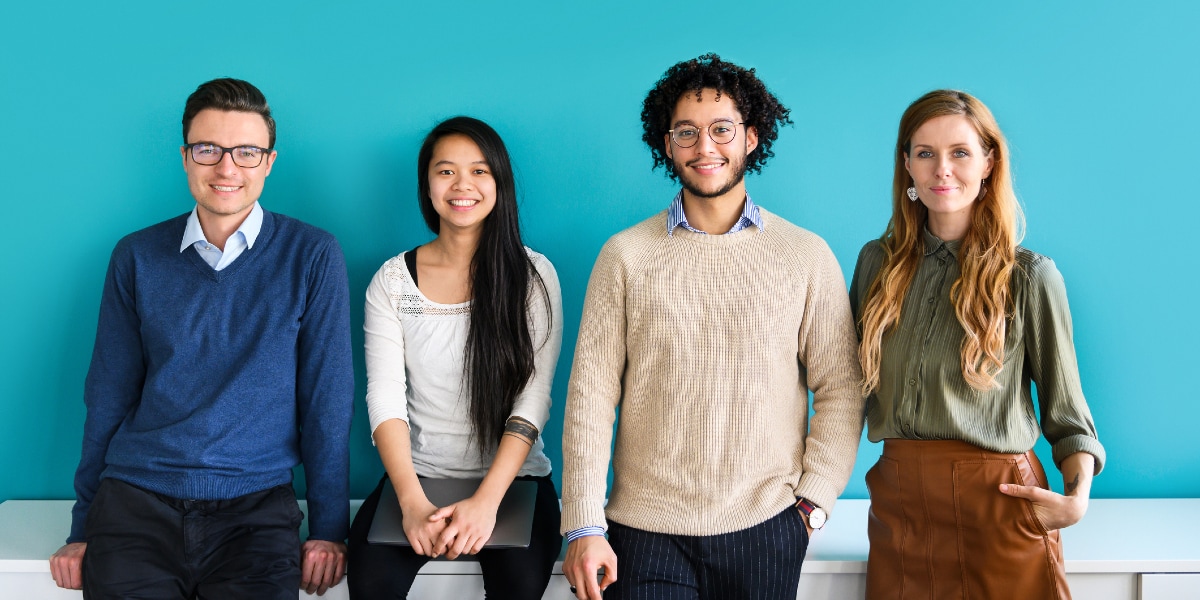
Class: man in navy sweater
49,78,354,598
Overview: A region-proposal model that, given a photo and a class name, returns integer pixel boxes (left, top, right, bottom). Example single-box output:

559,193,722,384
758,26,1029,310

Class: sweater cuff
67,500,89,544
1052,434,1106,476
306,504,351,543
794,473,840,517
560,500,607,536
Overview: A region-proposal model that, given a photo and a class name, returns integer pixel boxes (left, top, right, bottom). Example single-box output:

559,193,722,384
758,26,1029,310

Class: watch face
809,507,827,529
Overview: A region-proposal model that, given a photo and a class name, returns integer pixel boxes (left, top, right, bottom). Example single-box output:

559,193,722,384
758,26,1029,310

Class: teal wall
2,1,1197,505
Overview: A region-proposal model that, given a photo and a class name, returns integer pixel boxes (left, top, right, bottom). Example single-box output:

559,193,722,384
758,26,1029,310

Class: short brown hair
182,78,275,148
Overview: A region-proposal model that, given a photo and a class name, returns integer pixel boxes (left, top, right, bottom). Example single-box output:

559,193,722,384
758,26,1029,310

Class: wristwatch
795,497,827,530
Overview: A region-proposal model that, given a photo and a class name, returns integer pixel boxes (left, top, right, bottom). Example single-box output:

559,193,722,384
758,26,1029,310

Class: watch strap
794,497,827,529
794,497,817,516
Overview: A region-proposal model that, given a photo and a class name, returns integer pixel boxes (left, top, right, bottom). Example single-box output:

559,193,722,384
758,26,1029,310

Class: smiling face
181,109,275,228
905,114,994,240
427,134,497,234
665,88,759,203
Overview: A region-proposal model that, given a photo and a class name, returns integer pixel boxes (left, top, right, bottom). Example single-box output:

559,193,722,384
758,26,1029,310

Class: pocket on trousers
272,485,305,530
82,479,115,540
786,504,811,549
90,479,114,517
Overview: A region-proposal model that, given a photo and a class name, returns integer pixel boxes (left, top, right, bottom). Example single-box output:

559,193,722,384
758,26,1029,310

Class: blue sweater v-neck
70,210,354,543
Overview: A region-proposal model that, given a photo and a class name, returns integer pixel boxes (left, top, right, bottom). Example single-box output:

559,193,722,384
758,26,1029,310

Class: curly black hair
641,53,792,181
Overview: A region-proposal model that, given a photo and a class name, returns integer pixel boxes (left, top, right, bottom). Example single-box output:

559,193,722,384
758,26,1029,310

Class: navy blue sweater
69,210,354,543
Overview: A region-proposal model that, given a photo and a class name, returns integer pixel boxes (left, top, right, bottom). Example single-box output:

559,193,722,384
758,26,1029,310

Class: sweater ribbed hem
103,467,294,502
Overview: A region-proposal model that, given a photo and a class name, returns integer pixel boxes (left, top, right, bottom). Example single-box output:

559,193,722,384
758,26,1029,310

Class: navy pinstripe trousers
605,506,809,600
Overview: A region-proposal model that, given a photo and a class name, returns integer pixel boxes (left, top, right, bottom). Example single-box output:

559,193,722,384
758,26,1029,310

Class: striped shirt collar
921,227,962,258
666,190,764,236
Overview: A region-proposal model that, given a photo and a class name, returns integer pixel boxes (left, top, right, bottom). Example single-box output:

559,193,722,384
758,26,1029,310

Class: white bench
2,499,1197,599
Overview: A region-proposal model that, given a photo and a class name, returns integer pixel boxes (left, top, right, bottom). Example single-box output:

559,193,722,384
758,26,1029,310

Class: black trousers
82,478,304,600
605,506,809,600
347,474,562,600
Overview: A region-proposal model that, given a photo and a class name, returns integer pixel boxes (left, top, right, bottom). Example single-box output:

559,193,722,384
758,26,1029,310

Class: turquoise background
2,1,1197,508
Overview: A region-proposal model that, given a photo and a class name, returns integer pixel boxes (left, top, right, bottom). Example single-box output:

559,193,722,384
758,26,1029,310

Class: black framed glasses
669,121,744,148
185,143,273,168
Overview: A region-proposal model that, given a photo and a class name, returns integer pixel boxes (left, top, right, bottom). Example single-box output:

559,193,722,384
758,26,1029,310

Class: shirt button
908,379,917,386
927,297,935,304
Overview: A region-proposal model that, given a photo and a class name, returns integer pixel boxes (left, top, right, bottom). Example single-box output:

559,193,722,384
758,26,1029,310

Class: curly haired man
561,54,867,600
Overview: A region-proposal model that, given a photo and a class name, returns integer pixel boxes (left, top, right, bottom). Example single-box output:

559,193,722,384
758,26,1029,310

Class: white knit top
364,248,562,478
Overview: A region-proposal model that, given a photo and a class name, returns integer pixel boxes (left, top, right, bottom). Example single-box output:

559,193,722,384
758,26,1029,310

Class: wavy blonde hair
859,90,1025,394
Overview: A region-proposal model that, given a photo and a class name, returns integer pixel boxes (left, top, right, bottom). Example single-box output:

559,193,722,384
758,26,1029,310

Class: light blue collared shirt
666,190,764,236
180,203,264,271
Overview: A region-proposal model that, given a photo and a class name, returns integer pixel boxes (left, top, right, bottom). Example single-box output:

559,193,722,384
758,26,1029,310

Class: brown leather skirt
865,439,1071,600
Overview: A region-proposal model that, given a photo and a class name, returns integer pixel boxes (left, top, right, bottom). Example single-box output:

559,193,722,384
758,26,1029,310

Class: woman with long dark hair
851,90,1104,599
347,116,562,599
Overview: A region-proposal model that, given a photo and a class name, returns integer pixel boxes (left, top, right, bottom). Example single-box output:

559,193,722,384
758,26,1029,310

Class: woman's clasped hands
400,496,447,558
404,494,501,559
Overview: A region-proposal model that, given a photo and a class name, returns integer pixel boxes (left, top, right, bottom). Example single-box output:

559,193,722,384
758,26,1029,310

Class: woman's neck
415,229,480,304
426,229,480,268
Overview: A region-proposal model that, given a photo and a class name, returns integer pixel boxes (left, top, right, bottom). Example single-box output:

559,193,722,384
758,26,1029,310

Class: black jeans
605,506,809,600
347,474,562,599
82,478,304,600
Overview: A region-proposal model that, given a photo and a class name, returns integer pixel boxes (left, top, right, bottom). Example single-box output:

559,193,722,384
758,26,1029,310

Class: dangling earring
978,178,988,199
907,186,919,202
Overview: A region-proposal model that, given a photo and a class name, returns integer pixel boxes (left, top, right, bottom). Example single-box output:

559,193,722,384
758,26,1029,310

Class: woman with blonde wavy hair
850,90,1104,599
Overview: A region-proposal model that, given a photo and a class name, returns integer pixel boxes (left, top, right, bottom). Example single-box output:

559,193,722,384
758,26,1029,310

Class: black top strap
404,245,421,287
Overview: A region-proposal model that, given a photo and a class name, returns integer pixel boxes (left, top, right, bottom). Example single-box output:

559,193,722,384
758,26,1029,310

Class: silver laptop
367,478,537,548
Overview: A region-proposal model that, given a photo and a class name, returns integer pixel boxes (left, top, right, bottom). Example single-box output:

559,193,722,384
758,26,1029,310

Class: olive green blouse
850,230,1105,473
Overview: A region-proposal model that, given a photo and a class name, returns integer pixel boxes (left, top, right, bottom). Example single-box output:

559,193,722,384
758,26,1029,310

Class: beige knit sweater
561,209,866,536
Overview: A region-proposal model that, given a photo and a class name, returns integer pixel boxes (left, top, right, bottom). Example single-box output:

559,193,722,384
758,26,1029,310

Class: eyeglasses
668,121,744,148
184,143,273,168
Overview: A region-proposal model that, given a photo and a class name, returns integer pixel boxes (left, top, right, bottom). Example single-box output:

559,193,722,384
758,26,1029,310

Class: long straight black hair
416,116,550,453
